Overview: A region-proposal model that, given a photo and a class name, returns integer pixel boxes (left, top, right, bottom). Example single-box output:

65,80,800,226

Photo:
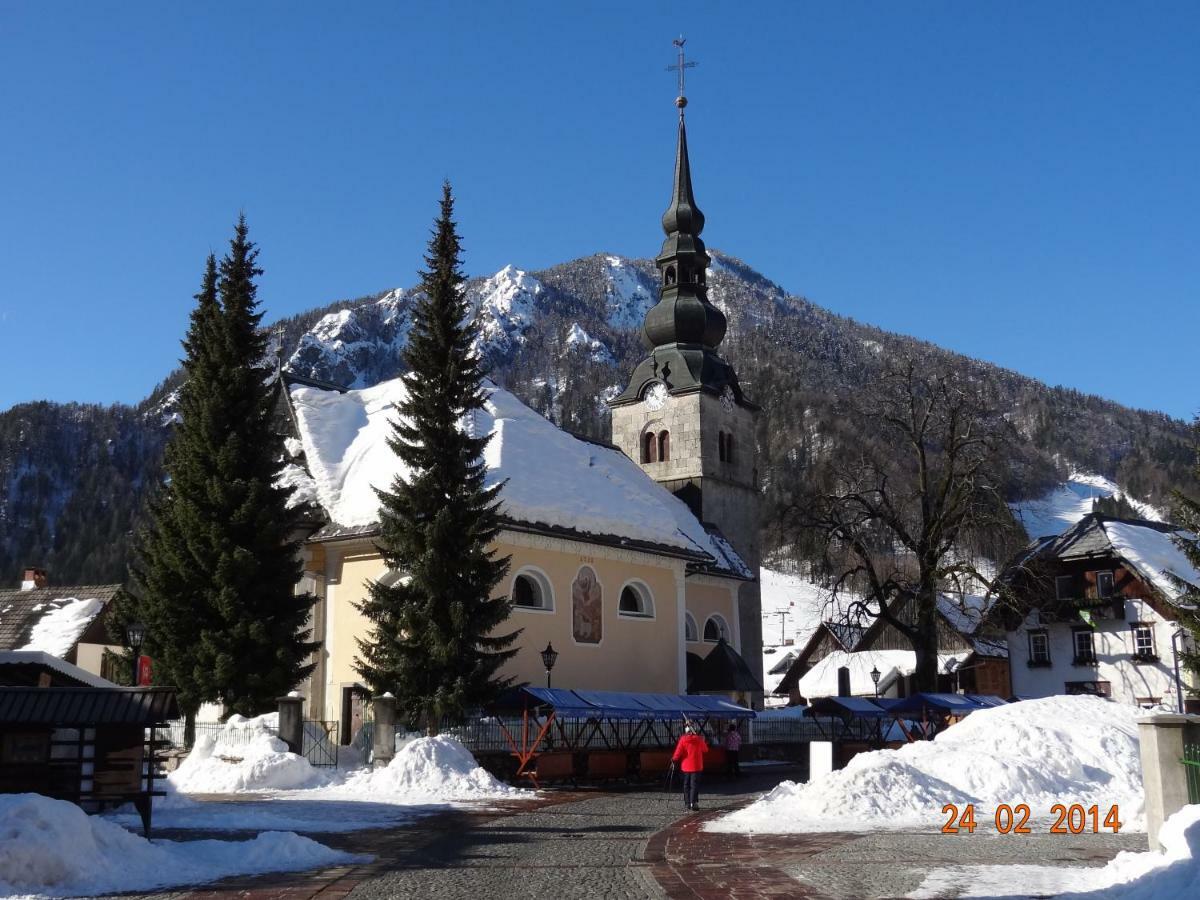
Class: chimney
20,567,48,591
837,665,851,697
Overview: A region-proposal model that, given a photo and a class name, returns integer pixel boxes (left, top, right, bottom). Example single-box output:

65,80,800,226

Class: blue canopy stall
488,687,755,786
884,693,1007,740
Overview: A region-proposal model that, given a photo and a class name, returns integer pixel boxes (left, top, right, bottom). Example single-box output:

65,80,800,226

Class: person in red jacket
671,721,709,810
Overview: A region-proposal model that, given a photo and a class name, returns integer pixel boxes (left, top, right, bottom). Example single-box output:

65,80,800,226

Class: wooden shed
0,652,177,835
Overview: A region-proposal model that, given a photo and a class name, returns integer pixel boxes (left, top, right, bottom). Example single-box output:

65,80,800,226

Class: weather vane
666,36,697,111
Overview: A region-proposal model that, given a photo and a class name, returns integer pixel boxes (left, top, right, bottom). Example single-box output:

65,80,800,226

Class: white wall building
1002,514,1198,710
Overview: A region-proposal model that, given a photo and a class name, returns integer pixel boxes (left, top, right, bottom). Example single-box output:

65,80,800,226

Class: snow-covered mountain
3,249,1195,587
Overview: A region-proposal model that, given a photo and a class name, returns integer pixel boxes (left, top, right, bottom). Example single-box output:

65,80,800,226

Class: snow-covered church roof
284,377,751,578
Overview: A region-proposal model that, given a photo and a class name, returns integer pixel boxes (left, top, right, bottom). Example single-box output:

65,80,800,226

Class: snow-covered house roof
795,648,971,699
0,585,118,657
774,591,1009,698
0,650,117,688
283,377,751,578
1022,513,1200,606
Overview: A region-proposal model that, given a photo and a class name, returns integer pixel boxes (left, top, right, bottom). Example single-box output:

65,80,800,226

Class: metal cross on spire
666,36,697,112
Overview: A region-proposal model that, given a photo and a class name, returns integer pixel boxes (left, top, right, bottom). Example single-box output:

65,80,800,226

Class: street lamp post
1172,629,1186,713
125,621,147,687
540,642,558,689
870,665,881,698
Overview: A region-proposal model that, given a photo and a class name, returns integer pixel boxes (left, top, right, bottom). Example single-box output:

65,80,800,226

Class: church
283,85,765,735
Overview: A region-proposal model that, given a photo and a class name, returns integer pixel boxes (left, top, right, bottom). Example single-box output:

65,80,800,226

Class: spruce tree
355,183,518,733
122,218,318,719
118,256,224,721
196,217,318,715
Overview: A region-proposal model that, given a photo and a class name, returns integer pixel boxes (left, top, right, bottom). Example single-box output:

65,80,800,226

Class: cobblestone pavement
650,810,1147,899
121,768,1149,900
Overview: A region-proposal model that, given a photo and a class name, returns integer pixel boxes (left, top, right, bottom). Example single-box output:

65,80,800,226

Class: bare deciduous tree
787,353,1024,692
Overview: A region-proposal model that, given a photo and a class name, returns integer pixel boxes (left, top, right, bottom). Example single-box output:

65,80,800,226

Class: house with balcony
998,513,1199,709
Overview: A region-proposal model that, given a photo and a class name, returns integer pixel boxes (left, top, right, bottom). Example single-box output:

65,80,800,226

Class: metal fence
1184,742,1200,805
158,719,279,751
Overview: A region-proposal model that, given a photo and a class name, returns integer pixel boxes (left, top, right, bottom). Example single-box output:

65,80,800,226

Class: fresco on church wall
572,566,603,644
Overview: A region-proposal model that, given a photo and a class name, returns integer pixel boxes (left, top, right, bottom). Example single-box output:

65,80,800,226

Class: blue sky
2,2,1198,418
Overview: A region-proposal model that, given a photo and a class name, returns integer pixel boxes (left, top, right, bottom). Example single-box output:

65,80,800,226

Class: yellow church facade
297,523,745,728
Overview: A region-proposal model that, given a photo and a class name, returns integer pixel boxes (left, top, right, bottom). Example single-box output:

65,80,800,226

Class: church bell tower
609,40,763,691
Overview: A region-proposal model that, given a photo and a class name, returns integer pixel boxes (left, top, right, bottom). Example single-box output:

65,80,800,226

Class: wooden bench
584,750,628,782
706,746,728,774
529,750,576,787
638,749,673,780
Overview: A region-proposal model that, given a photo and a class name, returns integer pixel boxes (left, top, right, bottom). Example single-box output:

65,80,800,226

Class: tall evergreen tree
355,183,518,733
117,256,224,720
120,218,318,719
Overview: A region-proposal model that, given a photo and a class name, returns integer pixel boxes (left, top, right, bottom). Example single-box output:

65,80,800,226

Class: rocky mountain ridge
2,250,1194,586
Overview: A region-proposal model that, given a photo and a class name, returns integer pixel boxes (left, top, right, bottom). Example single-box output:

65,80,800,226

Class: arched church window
718,431,726,462
643,431,658,464
618,581,654,618
665,266,677,286
725,433,734,465
703,614,729,643
658,430,670,462
684,611,699,642
511,569,553,611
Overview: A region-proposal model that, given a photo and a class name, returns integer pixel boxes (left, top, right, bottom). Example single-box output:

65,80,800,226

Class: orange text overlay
941,803,1122,835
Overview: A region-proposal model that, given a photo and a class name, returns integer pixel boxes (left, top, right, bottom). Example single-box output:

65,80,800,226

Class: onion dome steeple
643,110,727,350
610,39,748,409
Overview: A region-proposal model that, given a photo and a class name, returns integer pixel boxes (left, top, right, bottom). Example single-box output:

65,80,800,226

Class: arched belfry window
658,430,670,462
725,433,734,465
718,431,727,462
665,266,677,286
643,431,658,464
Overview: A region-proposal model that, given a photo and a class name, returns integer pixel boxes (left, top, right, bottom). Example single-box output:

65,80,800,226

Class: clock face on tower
645,381,669,411
720,385,736,413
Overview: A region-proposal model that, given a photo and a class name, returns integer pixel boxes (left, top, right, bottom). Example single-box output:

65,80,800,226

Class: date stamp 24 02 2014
941,803,1122,835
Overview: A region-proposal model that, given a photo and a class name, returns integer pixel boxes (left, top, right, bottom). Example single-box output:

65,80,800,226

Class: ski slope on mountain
1010,471,1163,540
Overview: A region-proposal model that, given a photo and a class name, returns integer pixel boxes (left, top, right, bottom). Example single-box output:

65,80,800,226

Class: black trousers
726,749,741,776
682,771,701,807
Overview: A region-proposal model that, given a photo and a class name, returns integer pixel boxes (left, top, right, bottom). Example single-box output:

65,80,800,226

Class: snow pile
0,793,361,897
1011,471,1162,540
332,736,525,801
169,714,328,793
711,695,1144,834
18,597,105,657
909,805,1200,898
289,378,747,574
1105,520,1200,602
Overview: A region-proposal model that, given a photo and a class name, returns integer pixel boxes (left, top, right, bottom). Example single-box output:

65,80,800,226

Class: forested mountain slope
2,250,1194,585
